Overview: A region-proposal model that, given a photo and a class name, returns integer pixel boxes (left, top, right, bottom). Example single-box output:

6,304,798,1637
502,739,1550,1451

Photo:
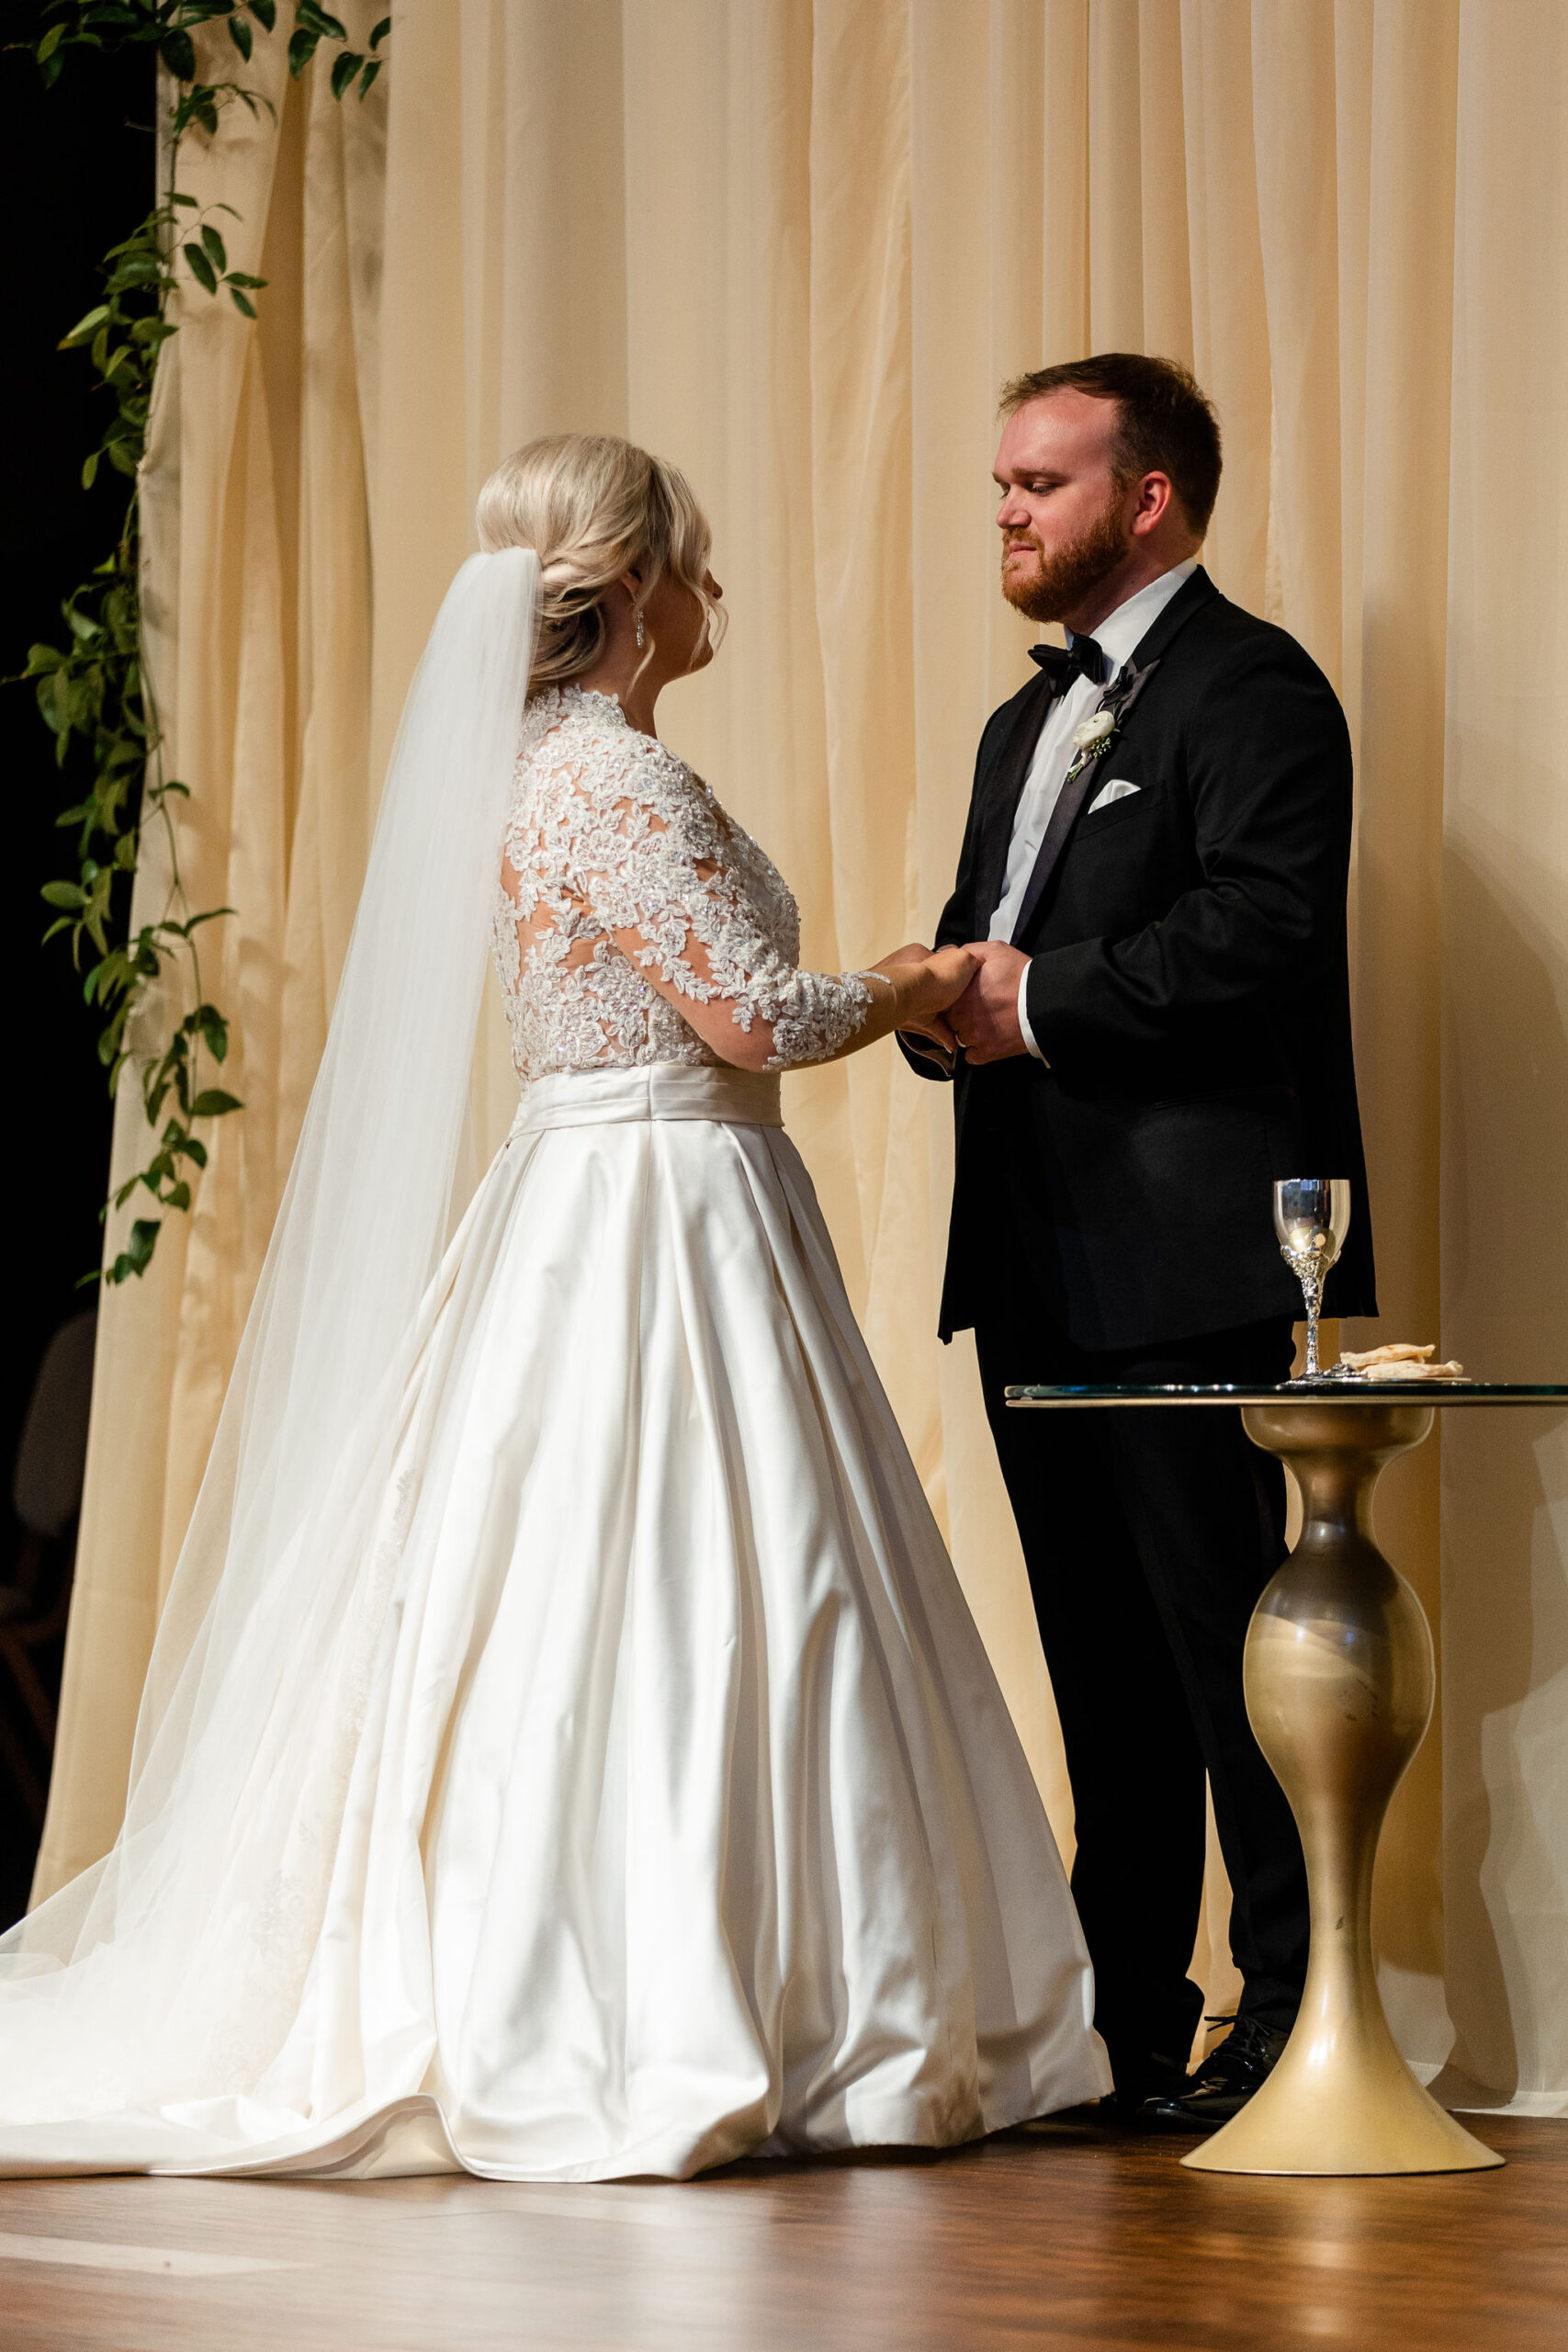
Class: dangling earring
635,606,646,650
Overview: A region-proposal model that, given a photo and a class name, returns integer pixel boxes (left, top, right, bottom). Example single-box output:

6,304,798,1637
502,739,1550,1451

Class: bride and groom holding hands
0,353,1373,2180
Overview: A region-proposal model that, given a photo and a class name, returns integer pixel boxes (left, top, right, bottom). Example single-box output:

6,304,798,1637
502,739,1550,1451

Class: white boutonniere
1056,658,1159,800
1063,704,1121,787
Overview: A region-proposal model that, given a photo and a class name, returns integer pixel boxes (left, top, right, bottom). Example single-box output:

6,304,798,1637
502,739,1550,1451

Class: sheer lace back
492,685,870,1080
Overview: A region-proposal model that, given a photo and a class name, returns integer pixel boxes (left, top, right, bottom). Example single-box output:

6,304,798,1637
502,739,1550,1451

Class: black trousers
973,1283,1306,2089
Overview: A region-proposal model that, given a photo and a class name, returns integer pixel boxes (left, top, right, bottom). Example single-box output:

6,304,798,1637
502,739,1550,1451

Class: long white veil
0,550,540,2088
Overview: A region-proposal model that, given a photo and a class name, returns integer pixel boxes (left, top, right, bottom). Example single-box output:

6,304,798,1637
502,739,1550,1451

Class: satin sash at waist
508,1063,784,1137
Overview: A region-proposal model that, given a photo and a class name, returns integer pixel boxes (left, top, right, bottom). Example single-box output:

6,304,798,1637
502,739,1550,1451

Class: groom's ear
1127,470,1177,539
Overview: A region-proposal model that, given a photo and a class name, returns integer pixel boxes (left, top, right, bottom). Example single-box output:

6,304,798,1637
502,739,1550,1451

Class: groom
900,354,1377,2127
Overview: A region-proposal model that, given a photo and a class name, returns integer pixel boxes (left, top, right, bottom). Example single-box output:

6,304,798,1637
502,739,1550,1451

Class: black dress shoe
1096,2047,1191,2123
1025,2047,1191,2134
1141,2013,1292,2132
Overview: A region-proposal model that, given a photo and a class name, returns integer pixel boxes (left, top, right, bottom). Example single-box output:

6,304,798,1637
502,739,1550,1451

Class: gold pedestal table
1007,1379,1568,2177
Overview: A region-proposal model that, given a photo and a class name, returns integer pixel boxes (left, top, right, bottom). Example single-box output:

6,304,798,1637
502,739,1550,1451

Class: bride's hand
874,944,976,1048
872,941,937,976
835,943,975,1067
919,945,979,1008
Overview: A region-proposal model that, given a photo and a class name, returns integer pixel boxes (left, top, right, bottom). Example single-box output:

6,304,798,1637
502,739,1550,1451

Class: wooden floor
0,2112,1562,2350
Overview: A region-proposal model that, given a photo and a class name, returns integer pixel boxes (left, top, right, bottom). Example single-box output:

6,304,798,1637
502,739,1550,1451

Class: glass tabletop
1006,1382,1568,1408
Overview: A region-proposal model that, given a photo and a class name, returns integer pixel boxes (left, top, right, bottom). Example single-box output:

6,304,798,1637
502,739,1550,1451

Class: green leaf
197,1005,231,1058
356,55,381,96
369,14,390,46
297,0,347,36
60,303,111,349
229,287,257,319
191,1089,243,1118
288,27,319,73
159,28,197,80
184,243,219,295
37,24,64,62
250,0,276,27
227,12,252,57
106,1217,163,1284
200,223,229,273
330,48,361,98
41,882,85,910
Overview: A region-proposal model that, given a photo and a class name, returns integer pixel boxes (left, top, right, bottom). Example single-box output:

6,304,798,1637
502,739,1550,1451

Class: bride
0,434,1108,2180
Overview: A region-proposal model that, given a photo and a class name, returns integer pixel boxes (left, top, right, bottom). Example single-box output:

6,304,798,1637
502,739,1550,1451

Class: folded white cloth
1086,777,1140,813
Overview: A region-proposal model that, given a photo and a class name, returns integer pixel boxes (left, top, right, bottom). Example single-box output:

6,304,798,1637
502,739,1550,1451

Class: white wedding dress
0,679,1107,2181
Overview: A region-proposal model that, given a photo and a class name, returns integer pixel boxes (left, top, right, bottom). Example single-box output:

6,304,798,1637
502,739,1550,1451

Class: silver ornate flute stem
1284,1249,1326,1376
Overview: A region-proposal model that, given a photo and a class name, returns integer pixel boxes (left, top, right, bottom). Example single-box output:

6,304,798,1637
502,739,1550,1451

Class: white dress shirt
993,557,1198,1059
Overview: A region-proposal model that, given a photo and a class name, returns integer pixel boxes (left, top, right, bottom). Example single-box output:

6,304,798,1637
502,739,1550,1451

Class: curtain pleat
35,0,1568,2117
1436,0,1568,2117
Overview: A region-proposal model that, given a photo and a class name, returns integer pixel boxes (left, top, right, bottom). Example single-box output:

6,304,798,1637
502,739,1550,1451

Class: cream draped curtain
35,0,1568,2115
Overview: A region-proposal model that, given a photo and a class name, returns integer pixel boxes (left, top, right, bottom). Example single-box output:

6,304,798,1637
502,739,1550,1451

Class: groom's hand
951,940,1030,1064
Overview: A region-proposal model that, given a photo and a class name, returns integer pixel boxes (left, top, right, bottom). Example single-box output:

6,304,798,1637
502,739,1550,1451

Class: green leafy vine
18,1,387,1283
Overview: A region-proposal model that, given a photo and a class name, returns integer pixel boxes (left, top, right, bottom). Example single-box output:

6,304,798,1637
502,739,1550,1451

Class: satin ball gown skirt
0,1063,1108,2180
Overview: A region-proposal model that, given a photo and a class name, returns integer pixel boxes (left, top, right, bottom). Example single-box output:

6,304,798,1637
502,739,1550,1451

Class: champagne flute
1273,1179,1352,1380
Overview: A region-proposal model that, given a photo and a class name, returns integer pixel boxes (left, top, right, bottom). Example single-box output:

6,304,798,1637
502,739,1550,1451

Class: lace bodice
492,685,874,1081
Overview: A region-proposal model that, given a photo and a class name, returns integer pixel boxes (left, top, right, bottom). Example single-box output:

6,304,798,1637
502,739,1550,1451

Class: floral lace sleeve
509,707,874,1072
578,749,874,1069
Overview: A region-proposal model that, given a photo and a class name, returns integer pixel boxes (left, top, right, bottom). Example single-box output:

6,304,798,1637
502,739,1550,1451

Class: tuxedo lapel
1009,661,1160,942
1008,566,1221,944
973,672,1056,931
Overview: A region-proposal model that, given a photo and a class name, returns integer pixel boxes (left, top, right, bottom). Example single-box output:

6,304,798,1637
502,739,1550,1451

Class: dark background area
1,17,150,1922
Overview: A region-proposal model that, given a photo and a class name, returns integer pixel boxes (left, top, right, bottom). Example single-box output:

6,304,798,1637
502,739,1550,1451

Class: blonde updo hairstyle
476,433,725,695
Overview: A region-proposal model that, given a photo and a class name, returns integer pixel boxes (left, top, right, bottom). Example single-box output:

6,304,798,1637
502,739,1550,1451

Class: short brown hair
998,354,1223,535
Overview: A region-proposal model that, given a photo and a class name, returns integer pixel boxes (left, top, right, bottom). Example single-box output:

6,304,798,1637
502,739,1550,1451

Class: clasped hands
873,939,1029,1068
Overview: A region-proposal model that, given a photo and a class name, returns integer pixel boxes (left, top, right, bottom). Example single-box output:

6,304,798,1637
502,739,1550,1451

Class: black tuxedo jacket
905,565,1378,1349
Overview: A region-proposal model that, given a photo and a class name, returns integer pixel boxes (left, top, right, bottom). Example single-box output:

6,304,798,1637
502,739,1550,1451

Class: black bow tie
1028,635,1109,690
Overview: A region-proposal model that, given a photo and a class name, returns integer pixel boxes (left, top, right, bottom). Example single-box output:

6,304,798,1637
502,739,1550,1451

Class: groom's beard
1001,488,1129,623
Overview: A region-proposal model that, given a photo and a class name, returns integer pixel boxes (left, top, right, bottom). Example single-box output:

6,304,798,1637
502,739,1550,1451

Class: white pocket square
1086,777,1140,813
